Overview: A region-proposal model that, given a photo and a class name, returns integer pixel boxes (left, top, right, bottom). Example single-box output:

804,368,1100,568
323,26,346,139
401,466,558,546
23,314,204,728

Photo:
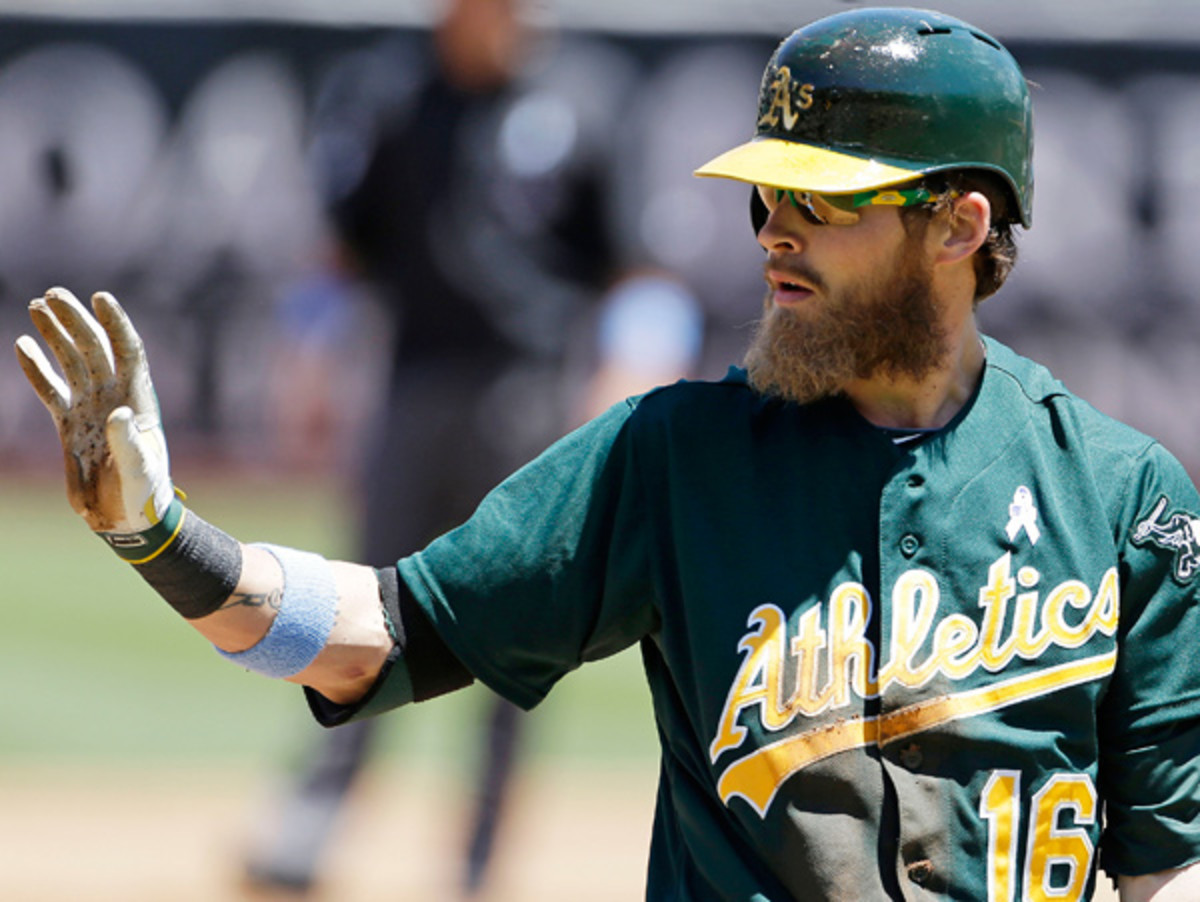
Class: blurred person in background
246,0,700,896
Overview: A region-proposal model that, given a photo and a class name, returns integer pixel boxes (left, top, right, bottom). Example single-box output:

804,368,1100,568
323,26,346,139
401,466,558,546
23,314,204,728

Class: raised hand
15,287,175,540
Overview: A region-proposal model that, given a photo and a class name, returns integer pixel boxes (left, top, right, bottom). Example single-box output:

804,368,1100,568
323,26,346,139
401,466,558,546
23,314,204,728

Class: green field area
0,470,659,774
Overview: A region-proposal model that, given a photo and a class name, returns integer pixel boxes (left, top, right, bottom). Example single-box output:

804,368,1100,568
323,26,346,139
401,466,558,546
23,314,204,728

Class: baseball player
15,7,1200,900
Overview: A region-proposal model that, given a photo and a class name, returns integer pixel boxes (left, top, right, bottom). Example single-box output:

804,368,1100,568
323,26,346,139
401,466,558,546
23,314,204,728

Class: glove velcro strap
100,496,186,563
216,543,338,679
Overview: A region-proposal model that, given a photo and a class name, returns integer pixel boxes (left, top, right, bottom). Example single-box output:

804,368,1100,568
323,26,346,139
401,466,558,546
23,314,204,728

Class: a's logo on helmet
758,66,815,132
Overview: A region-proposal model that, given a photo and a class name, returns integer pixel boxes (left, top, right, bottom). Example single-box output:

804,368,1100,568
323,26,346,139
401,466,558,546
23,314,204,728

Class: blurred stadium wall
3,1,1200,472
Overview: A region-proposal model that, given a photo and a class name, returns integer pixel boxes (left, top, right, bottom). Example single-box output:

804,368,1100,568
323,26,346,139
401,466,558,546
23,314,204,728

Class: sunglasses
755,184,956,226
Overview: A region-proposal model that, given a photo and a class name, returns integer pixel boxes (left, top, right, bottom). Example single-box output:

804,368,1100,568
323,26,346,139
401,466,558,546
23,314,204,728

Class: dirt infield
0,762,656,901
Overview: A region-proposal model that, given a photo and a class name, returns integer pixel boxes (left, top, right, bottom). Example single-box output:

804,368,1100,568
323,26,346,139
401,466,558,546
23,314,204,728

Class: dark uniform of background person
243,0,646,894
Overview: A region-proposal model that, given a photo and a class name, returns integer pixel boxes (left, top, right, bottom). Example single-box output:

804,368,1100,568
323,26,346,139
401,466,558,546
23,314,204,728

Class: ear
933,191,990,265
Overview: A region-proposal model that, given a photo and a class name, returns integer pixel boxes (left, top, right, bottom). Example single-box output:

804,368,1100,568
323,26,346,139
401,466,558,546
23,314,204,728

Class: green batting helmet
695,7,1034,227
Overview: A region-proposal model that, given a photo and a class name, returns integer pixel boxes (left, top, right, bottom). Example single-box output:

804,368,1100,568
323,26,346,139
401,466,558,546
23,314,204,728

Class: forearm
125,505,393,704
186,543,393,704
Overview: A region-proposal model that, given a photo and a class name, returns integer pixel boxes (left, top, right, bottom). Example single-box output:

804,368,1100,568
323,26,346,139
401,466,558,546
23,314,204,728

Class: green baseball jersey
396,337,1200,900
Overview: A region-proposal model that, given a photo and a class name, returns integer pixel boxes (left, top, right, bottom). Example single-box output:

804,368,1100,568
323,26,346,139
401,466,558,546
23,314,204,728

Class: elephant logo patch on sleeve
1131,495,1200,581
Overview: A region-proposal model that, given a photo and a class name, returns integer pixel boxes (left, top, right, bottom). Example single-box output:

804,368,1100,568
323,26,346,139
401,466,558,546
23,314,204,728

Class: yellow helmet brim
694,137,927,195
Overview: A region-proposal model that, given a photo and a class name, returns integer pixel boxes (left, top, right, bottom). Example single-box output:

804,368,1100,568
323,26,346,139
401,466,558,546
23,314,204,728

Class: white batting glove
15,288,179,556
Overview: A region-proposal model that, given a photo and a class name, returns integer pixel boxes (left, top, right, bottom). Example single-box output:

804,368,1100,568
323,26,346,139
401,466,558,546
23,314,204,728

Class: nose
756,199,805,254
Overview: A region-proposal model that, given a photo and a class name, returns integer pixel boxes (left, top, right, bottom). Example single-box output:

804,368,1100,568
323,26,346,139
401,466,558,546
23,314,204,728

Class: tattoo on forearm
221,587,283,613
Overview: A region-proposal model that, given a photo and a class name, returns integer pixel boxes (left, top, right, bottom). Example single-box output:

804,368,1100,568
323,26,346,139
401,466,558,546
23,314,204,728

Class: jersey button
899,534,920,557
899,742,923,769
906,860,934,886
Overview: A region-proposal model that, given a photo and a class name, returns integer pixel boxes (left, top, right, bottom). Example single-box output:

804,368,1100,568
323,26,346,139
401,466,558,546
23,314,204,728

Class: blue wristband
217,543,337,678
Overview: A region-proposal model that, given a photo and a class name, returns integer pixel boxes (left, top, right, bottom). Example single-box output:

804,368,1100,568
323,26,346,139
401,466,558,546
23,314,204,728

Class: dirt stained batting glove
14,287,181,560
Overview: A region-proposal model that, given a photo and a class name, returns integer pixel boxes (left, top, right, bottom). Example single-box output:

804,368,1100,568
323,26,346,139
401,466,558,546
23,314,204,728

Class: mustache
763,256,826,293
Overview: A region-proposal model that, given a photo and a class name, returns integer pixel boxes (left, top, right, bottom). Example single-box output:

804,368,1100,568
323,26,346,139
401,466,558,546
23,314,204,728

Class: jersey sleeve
1099,441,1200,877
397,398,659,709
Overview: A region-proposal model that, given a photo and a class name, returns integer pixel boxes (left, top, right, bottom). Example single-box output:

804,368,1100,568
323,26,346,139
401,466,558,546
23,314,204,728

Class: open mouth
773,276,813,295
765,262,819,304
767,265,815,293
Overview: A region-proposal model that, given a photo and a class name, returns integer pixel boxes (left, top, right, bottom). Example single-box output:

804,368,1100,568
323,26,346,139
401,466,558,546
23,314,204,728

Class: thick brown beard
743,247,948,405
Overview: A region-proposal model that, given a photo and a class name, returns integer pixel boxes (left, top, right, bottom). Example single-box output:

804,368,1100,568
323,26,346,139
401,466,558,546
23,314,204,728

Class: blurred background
0,0,1195,898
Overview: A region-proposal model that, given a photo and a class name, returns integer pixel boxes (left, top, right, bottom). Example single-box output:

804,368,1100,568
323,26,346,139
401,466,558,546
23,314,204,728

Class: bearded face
743,230,950,405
